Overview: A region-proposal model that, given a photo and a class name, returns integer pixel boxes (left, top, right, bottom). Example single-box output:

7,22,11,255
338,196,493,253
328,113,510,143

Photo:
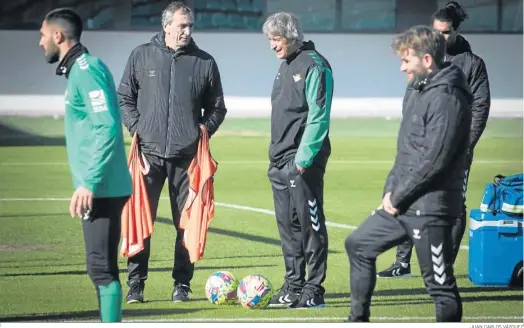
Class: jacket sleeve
383,87,411,195
390,94,467,210
468,57,490,151
295,65,334,168
117,50,140,136
201,59,227,136
383,161,397,196
75,66,120,195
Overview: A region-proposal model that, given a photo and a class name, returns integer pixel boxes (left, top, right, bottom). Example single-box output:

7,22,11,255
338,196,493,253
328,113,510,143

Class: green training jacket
63,49,132,198
269,40,334,169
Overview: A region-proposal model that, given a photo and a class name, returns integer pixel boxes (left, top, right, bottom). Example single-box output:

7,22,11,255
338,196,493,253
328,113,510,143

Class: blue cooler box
468,209,523,286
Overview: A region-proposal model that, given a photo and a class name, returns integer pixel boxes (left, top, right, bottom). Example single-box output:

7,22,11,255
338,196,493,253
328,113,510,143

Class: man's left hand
70,186,93,218
199,124,207,136
296,164,305,174
382,192,398,216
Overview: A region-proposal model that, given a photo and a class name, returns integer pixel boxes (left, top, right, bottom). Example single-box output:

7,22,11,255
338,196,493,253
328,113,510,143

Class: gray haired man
118,1,227,304
263,12,334,309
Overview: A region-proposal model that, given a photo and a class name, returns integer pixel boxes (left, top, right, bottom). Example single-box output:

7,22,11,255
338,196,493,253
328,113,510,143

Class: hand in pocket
295,164,305,175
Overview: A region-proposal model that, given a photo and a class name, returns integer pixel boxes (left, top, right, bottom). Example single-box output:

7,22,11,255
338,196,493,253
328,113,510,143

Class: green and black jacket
58,43,132,198
269,41,334,169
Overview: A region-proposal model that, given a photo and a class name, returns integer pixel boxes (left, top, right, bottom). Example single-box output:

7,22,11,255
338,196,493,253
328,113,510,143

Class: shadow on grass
0,254,284,270
0,308,201,322
326,292,523,310
0,122,65,147
157,217,341,255
0,213,65,219
326,286,524,304
1,209,341,278
0,253,284,270
0,263,277,278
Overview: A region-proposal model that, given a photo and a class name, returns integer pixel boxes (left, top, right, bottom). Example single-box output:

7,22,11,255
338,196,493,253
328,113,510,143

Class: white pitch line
0,197,70,201
0,197,356,229
215,201,361,230
7,315,523,323
125,316,523,322
0,197,470,250
0,159,521,166
215,201,469,250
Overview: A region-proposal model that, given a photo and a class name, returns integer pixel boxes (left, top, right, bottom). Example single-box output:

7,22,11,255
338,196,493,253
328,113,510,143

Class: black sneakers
172,283,191,303
126,281,192,303
268,282,300,308
290,287,327,309
126,280,144,304
344,316,369,322
376,262,412,278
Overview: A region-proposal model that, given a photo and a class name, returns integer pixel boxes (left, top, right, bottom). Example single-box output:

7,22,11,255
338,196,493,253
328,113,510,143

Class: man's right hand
382,192,398,216
130,125,138,137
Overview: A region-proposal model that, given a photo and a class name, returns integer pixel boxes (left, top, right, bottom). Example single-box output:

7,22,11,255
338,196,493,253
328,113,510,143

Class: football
205,271,239,305
237,274,273,309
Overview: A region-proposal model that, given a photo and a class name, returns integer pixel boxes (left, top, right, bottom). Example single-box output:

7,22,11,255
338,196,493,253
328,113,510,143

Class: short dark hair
392,25,447,67
432,1,468,30
45,8,83,42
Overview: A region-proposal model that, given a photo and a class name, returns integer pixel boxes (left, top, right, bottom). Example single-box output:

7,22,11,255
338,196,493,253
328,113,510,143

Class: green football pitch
0,116,522,323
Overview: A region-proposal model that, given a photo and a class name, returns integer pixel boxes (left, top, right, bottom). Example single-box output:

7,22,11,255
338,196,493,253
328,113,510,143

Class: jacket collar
152,31,199,57
285,40,315,64
56,43,89,78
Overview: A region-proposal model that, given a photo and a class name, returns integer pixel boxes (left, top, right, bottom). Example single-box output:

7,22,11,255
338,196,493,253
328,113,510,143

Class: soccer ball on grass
237,274,273,309
205,271,239,305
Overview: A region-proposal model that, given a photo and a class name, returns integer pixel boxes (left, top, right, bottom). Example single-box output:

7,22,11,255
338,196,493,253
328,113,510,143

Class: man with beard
39,8,132,322
344,25,471,322
118,1,227,304
377,1,491,279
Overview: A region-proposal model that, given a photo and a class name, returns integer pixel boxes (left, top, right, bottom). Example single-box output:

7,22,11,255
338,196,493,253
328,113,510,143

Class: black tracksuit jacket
384,63,473,217
269,41,334,170
118,32,227,158
445,35,490,152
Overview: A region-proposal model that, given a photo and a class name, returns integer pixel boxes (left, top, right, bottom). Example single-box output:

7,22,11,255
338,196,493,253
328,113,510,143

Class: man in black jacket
117,1,227,304
263,12,333,309
345,25,470,322
378,1,490,278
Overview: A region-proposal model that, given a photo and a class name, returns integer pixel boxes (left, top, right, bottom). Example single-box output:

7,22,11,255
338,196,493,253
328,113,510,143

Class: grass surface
0,117,522,323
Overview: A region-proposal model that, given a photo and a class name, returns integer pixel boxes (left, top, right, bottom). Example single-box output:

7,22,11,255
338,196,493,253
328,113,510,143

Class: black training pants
345,209,462,322
396,156,473,264
83,196,129,287
126,153,194,287
268,158,329,294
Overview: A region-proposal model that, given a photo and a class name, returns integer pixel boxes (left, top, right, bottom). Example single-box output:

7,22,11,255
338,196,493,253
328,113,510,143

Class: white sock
399,262,409,268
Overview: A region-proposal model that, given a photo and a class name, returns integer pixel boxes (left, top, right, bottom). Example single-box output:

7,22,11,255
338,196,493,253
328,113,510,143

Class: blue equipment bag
480,173,523,216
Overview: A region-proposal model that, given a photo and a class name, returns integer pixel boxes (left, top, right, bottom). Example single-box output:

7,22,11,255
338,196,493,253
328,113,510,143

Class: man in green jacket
263,12,334,309
39,8,132,322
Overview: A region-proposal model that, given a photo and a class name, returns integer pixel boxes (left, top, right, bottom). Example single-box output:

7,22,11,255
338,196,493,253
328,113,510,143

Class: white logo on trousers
413,229,421,239
308,199,320,231
431,242,446,285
